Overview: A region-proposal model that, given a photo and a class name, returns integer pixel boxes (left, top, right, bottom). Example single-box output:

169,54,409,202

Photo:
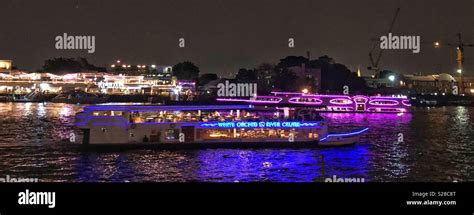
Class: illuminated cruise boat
217,92,411,113
74,104,368,149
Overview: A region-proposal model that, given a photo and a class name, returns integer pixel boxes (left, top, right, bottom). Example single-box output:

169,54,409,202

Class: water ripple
0,103,473,182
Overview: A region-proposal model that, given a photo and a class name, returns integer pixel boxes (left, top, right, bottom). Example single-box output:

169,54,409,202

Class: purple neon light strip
271,92,351,98
366,108,406,112
326,106,355,110
271,92,305,95
353,96,369,104
288,101,323,105
401,100,412,107
370,96,408,99
84,105,255,112
257,96,282,99
86,105,254,109
271,91,407,99
216,98,282,104
294,95,352,99
368,99,400,106
288,97,323,105
329,98,354,105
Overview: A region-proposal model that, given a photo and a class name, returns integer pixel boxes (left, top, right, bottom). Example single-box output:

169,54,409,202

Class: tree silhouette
198,73,219,86
274,68,298,92
41,57,105,74
172,61,200,80
236,68,257,82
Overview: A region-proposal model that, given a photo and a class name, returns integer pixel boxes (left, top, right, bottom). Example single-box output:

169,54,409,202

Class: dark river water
0,103,473,182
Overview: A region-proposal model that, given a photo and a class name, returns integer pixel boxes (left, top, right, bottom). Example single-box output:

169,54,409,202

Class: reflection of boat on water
73,104,368,149
13,91,46,103
415,98,438,106
448,100,473,105
0,96,12,102
52,90,108,104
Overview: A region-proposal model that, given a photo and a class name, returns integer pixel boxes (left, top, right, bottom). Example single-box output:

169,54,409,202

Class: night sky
1,0,473,77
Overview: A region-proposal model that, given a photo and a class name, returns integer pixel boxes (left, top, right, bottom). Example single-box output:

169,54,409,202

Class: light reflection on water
0,103,473,182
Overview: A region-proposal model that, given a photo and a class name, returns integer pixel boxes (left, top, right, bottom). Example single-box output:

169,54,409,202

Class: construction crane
435,33,474,94
368,8,401,77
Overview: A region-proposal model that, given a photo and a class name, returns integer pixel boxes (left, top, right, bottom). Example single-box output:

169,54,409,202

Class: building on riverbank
402,73,474,95
0,60,12,72
362,72,474,96
0,70,196,101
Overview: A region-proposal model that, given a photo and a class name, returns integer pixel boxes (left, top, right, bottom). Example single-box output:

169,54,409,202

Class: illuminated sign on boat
98,81,124,89
199,121,320,129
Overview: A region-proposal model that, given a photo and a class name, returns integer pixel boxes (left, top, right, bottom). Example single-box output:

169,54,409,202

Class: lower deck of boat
78,140,355,151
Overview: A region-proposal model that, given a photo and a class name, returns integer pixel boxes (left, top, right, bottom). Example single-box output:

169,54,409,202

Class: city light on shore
388,75,395,82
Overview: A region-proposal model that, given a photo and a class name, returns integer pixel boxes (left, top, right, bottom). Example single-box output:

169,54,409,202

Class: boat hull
77,140,320,151
318,128,368,147
51,97,108,104
318,136,360,147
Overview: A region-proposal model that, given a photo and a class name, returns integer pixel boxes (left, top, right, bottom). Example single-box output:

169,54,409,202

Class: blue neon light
320,127,369,142
199,121,320,129
76,115,321,130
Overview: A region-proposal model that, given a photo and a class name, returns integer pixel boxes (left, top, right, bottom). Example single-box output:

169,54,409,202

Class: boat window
121,109,273,123
165,129,179,140
199,128,305,140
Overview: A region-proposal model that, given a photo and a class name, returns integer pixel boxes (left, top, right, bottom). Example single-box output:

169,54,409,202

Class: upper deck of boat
82,104,256,112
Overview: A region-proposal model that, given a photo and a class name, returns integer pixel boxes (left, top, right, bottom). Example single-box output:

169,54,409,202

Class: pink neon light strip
288,97,323,105
367,108,405,112
298,95,352,99
329,98,353,105
370,96,408,99
326,106,355,111
216,98,282,104
271,92,305,96
353,96,368,104
401,100,412,107
368,99,400,106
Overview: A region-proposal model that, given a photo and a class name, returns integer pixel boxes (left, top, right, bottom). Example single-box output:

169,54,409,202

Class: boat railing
77,112,325,129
